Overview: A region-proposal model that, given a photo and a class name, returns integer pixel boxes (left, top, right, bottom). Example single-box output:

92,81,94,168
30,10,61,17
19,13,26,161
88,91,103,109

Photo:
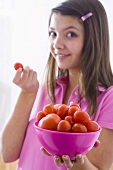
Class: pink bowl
34,121,101,160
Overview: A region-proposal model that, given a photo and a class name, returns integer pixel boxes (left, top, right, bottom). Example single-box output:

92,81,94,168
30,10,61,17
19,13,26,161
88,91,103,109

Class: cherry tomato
72,123,87,133
53,104,61,113
73,110,90,124
57,120,71,132
64,116,74,125
36,111,45,122
68,106,80,117
43,104,55,115
14,62,23,71
69,102,80,108
57,104,69,119
38,113,61,131
85,120,99,132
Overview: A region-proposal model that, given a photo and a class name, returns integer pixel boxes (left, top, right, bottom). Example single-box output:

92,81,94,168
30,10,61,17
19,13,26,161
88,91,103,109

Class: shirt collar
56,76,106,92
56,76,69,85
98,83,106,92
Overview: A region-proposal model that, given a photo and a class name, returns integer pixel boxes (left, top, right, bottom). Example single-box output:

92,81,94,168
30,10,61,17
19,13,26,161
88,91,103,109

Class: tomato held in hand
85,120,99,132
57,120,71,132
73,110,90,124
72,123,87,133
38,113,61,131
14,62,23,71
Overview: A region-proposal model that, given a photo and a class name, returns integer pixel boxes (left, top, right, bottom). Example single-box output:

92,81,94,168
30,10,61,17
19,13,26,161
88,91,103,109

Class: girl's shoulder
97,85,113,106
104,85,113,97
95,86,113,129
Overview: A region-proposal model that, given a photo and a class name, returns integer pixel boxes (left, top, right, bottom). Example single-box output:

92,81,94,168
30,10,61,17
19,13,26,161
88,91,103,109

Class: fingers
13,66,30,84
40,147,85,169
54,154,85,169
13,66,39,92
54,155,73,169
40,147,51,156
62,155,74,169
13,67,23,84
54,156,63,166
21,66,37,82
21,66,31,81
75,154,84,165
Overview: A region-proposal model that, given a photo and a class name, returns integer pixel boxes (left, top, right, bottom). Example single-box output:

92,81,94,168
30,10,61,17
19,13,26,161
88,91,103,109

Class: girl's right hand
13,66,39,94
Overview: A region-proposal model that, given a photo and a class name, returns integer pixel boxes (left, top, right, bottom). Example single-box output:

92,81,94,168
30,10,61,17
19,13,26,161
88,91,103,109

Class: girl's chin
57,65,69,70
56,60,70,69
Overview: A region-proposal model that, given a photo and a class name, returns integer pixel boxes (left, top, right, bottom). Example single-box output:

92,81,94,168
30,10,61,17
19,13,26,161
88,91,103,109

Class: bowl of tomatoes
34,102,101,160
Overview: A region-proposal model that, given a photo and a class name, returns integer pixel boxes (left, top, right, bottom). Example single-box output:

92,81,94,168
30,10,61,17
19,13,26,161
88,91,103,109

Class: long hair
45,0,113,115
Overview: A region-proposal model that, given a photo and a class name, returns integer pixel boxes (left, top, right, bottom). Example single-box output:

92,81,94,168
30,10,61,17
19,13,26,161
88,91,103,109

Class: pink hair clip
80,12,93,22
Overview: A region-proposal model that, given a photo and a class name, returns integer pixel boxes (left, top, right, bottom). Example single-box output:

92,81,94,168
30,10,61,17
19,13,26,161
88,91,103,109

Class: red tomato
38,113,61,131
57,104,69,119
73,110,90,124
14,62,23,71
72,123,87,133
68,106,80,117
43,104,55,115
57,120,71,132
69,102,80,108
64,116,74,125
85,120,99,132
36,111,45,122
53,104,61,113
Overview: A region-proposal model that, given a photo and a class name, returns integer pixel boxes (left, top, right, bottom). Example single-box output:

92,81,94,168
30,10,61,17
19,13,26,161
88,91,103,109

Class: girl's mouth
56,54,70,60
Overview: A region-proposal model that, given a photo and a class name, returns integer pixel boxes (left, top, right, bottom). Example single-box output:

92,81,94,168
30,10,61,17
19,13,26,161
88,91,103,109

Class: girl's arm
0,67,39,162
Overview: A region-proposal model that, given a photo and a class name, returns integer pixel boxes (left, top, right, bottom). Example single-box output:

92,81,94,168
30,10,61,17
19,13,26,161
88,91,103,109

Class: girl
1,0,113,169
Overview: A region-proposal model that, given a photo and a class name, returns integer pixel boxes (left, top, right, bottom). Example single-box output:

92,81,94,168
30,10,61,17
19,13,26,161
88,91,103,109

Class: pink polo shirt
16,77,113,170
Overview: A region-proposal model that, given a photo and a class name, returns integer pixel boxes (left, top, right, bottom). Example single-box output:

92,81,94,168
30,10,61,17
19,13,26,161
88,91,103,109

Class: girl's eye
67,32,76,38
49,31,56,37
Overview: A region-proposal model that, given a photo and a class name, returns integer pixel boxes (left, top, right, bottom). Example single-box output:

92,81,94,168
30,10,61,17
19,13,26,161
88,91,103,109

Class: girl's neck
68,70,79,88
63,70,80,105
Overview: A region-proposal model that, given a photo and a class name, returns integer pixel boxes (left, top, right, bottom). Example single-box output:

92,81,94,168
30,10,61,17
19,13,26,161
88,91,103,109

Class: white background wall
0,0,113,133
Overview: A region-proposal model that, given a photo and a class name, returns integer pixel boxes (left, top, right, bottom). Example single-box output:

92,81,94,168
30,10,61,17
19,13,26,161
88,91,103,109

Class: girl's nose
53,36,65,49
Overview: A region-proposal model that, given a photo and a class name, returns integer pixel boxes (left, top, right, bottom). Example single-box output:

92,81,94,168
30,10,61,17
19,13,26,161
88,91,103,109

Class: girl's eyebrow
49,26,80,32
64,26,80,31
49,27,55,30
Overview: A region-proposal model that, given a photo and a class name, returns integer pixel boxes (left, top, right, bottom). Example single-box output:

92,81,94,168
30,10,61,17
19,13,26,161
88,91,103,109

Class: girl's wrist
20,89,38,97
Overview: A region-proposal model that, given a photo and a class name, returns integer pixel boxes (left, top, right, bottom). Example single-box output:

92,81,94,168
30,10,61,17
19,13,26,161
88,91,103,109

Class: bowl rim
33,121,102,135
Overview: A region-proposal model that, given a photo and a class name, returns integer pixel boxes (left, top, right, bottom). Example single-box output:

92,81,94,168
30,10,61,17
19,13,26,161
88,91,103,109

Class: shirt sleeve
95,86,113,130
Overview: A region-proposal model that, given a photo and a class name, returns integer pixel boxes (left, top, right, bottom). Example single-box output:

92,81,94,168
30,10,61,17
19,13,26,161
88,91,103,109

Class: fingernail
17,68,22,72
77,154,82,159
25,66,30,70
63,155,68,161
54,156,59,161
40,147,43,151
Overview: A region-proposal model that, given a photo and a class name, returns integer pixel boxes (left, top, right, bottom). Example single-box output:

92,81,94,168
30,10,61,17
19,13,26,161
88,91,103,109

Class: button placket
68,90,79,106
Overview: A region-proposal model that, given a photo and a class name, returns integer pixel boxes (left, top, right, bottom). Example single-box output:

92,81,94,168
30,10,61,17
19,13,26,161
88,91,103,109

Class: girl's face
49,13,84,72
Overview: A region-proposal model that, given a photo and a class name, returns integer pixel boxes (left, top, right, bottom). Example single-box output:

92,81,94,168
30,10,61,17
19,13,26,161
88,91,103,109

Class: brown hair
45,0,113,115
